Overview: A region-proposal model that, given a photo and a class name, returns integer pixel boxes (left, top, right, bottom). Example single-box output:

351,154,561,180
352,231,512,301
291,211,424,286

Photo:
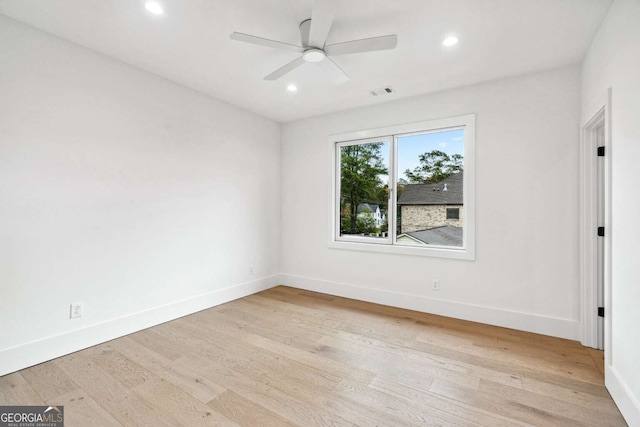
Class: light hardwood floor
0,286,627,426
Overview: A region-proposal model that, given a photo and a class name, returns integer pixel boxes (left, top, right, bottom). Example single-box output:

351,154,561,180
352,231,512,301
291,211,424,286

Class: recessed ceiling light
286,84,298,92
442,35,460,47
145,1,164,15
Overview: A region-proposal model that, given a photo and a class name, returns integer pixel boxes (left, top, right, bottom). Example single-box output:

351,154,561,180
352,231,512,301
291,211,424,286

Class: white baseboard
606,365,640,426
0,275,280,377
280,274,578,340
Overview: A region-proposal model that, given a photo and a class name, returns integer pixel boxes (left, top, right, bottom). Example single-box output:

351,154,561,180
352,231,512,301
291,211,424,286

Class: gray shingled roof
401,225,463,246
397,173,463,205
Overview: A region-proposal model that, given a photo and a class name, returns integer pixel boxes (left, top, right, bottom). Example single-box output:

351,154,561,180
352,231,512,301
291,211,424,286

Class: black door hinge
597,146,605,156
597,227,605,237
598,307,605,317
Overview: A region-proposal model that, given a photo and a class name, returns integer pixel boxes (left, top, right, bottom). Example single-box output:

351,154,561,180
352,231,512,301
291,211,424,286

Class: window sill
328,239,475,260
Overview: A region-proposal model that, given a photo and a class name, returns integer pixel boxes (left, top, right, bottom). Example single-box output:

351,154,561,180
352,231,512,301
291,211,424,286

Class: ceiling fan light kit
303,48,326,63
229,3,397,84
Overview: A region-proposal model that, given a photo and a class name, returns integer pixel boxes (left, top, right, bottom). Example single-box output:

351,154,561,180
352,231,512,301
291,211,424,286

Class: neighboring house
396,173,463,246
357,203,385,227
397,173,463,233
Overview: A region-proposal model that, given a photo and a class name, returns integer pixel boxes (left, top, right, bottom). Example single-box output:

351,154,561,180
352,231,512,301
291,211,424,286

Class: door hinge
598,307,605,317
597,146,605,157
597,226,605,237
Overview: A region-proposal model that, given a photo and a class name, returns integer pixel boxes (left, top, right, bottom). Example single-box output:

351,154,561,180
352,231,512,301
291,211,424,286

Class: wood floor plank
84,342,152,388
292,386,417,427
415,330,605,386
429,377,582,426
183,306,376,385
55,353,176,427
403,335,612,398
177,318,416,426
54,389,122,427
318,326,524,389
369,375,528,427
176,353,355,427
155,318,343,393
1,286,626,426
207,390,297,427
0,372,43,405
317,333,478,390
520,375,621,414
128,328,186,361
587,348,605,377
334,378,477,426
258,291,422,341
17,360,77,402
113,336,226,403
133,376,238,426
173,324,416,427
478,378,627,426
249,335,376,385
207,303,326,348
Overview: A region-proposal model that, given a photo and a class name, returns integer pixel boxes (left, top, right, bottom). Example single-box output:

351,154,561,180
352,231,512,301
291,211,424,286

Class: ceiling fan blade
299,19,311,47
318,57,349,84
325,35,398,56
308,5,334,48
230,32,304,54
264,56,306,81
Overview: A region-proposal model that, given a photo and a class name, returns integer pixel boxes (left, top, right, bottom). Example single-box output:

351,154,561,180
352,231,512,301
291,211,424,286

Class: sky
378,128,465,184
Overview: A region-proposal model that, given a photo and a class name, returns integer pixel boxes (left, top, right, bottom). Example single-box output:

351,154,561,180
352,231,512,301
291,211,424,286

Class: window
330,115,475,260
446,208,460,220
337,138,391,243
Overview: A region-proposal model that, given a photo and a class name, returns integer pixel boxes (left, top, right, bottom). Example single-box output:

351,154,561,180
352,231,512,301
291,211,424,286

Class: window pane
396,129,464,247
446,208,460,219
339,141,389,239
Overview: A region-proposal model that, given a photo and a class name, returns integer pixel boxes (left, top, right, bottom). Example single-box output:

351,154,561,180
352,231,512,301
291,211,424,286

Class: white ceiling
0,0,611,123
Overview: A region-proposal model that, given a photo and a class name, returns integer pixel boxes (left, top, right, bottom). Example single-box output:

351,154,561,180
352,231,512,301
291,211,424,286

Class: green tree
356,212,377,234
340,143,388,234
374,184,389,206
405,150,463,183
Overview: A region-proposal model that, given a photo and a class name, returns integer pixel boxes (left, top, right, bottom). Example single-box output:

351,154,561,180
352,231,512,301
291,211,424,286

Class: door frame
579,88,612,358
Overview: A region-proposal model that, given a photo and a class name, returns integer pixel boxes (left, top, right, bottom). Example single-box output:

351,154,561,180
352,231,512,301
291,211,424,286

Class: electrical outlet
249,265,254,275
70,302,83,319
432,280,440,291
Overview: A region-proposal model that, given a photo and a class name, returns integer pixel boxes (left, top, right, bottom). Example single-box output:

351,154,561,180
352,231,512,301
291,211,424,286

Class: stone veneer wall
400,205,463,232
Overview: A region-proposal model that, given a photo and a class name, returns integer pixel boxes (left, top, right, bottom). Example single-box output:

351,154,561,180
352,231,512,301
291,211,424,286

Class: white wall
582,0,640,424
0,16,281,375
281,66,582,339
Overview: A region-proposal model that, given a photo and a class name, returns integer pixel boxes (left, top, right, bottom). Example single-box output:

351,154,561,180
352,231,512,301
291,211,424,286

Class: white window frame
328,114,476,260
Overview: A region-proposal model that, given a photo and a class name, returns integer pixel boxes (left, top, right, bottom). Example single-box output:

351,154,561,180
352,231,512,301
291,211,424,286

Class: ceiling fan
229,4,398,84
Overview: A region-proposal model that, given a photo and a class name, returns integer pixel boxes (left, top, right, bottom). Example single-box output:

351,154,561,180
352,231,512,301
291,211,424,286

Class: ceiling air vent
370,86,394,97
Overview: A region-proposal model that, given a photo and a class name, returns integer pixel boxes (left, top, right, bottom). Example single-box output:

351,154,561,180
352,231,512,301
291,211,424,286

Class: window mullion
390,135,398,245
